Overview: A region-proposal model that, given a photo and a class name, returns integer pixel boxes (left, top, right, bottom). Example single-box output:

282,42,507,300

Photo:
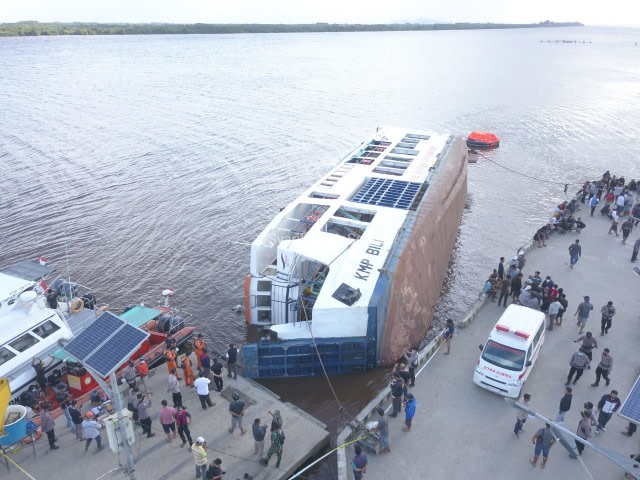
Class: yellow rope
0,451,37,480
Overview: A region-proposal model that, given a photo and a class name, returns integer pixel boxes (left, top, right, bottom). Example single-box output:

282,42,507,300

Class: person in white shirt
193,371,214,410
82,411,104,453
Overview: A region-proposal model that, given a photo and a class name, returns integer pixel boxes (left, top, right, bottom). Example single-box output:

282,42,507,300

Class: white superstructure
246,127,454,341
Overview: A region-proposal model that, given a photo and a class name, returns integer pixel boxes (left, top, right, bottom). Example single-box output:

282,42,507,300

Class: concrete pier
2,358,329,479
340,201,640,479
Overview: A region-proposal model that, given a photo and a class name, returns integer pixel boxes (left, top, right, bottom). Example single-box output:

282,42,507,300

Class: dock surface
2,357,329,479
347,203,640,479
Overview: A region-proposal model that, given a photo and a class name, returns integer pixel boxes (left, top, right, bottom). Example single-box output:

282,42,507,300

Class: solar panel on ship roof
351,178,421,209
619,375,640,423
62,311,149,377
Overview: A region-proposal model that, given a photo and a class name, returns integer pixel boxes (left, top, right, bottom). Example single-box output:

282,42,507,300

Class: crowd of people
24,337,286,479
492,171,639,471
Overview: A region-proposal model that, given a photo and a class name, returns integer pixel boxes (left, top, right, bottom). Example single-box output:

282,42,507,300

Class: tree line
0,21,583,37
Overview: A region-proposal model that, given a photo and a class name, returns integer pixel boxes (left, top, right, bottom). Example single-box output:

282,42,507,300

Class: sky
0,0,636,27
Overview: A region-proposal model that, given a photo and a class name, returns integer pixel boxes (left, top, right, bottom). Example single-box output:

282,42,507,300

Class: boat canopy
119,306,163,327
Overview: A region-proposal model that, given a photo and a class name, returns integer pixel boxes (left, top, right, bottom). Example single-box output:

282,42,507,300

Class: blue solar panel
620,375,640,423
351,178,421,209
63,311,149,377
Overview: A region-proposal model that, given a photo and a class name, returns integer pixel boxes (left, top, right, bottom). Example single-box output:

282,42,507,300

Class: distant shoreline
0,20,583,37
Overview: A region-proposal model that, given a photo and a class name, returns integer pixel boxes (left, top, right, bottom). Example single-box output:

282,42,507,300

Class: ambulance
473,304,546,398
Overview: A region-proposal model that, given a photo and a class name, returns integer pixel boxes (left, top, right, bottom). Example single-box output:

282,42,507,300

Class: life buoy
97,305,110,316
22,426,43,444
70,298,84,313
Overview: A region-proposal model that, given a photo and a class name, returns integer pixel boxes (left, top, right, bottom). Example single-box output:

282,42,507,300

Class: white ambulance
473,304,546,398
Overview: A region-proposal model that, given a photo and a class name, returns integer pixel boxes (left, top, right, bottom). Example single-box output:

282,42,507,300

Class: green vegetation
0,20,583,37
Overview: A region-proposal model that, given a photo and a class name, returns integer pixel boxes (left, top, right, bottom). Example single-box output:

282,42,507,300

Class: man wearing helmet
228,392,246,435
191,437,208,478
82,411,104,453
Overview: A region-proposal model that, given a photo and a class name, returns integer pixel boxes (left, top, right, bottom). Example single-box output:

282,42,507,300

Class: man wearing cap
175,405,193,447
123,360,137,389
574,296,594,334
569,239,582,268
192,437,208,478
82,411,104,453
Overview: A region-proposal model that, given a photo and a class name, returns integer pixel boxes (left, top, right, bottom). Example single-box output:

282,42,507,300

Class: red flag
40,279,48,291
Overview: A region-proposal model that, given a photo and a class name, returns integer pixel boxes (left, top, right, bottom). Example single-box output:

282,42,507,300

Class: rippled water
1,26,639,477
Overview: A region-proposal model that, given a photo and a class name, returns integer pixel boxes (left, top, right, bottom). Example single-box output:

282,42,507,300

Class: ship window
32,320,60,339
400,137,420,144
405,134,430,140
390,148,419,156
257,281,271,292
258,310,271,322
395,142,416,149
0,347,16,366
309,192,339,200
9,333,39,353
334,207,376,223
257,295,271,307
324,221,366,240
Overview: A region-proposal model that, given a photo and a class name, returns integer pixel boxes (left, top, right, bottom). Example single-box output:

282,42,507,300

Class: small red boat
466,131,500,149
32,302,195,421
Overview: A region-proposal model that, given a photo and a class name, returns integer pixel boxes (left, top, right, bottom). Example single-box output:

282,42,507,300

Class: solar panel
351,178,421,209
63,311,149,377
620,375,640,423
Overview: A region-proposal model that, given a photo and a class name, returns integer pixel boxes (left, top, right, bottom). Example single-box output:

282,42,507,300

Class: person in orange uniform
181,353,195,387
165,348,181,379
194,334,205,370
136,358,151,393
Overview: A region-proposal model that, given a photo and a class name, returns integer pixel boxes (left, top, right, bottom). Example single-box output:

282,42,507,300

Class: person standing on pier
404,348,418,386
136,392,155,438
441,319,455,355
530,423,556,468
498,276,510,307
514,393,531,439
589,195,599,216
595,390,621,433
621,218,634,244
228,391,247,435
260,425,286,468
566,349,591,386
192,437,208,479
632,238,640,262
351,444,368,480
194,371,214,410
200,349,212,379
600,301,616,336
592,348,613,387
403,393,416,432
175,405,193,448
205,458,225,480
389,373,404,418
547,298,562,330
510,273,523,303
372,407,390,453
123,361,137,389
211,356,224,392
226,343,240,379
609,210,620,236
194,334,206,370
573,332,597,361
40,402,59,450
137,358,150,393
575,410,592,456
569,239,582,268
181,352,195,388
167,368,183,408
159,399,177,442
498,257,505,279
574,296,593,334
555,387,573,423
252,418,268,457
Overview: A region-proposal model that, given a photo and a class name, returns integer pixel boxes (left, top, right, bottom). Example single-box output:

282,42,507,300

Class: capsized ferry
242,127,468,378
